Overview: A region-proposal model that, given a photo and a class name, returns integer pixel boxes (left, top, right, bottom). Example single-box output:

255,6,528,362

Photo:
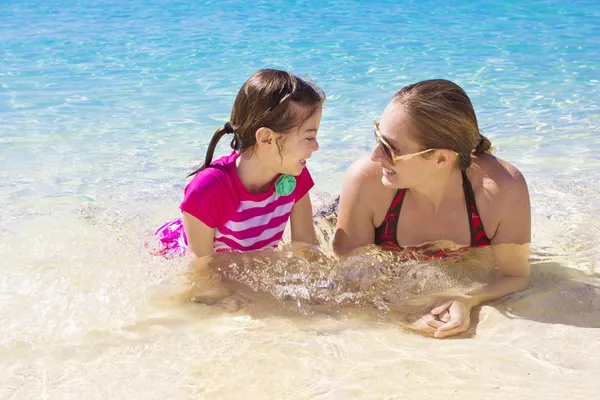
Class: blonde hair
392,79,492,170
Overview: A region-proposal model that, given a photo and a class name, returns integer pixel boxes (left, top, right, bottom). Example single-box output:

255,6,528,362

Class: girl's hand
215,292,253,312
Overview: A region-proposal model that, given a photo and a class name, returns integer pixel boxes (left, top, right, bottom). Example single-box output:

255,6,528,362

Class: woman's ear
435,149,455,169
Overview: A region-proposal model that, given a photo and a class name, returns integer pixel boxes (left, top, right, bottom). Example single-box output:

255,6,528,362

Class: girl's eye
306,137,316,142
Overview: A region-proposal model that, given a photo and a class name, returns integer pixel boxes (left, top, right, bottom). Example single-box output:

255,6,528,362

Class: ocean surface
1,0,599,398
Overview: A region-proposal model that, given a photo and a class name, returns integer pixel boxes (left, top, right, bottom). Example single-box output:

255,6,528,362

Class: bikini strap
461,170,489,247
374,189,407,249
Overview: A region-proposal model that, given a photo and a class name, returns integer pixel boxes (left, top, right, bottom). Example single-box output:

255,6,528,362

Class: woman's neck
408,167,464,214
235,152,278,194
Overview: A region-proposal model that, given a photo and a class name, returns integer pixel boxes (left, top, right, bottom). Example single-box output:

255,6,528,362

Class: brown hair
188,69,325,177
392,79,492,170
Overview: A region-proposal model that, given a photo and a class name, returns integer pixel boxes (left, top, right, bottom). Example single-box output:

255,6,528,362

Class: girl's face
273,105,322,176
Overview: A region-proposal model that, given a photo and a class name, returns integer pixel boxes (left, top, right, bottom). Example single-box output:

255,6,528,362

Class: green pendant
275,174,296,196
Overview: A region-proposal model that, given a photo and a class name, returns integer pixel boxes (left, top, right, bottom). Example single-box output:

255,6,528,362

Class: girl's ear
256,127,274,147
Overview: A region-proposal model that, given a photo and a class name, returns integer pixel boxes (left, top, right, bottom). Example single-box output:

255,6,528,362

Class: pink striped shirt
180,151,314,253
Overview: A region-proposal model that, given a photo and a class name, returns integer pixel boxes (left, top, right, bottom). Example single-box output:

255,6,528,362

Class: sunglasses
373,120,457,166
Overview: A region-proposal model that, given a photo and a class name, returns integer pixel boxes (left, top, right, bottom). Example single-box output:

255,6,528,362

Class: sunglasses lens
374,130,394,164
381,143,393,162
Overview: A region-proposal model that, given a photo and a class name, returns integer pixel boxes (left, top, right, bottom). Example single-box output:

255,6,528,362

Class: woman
333,79,531,338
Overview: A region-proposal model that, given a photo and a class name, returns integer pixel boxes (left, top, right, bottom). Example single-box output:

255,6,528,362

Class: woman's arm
423,168,532,338
333,158,378,257
461,168,532,305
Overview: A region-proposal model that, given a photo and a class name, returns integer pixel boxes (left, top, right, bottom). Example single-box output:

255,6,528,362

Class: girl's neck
235,152,278,194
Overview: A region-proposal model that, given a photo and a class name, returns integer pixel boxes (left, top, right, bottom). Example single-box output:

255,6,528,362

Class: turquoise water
1,1,600,398
3,0,599,256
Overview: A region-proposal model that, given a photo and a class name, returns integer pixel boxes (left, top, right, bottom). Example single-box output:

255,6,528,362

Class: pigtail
187,124,233,178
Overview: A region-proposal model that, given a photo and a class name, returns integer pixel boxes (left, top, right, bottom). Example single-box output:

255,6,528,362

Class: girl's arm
289,193,317,246
181,212,229,303
182,212,215,257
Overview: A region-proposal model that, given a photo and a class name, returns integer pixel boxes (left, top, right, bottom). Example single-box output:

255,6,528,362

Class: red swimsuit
374,170,491,257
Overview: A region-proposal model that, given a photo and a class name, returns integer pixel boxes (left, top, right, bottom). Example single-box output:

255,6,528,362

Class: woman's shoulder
344,155,385,186
340,156,397,220
472,153,528,194
470,154,530,232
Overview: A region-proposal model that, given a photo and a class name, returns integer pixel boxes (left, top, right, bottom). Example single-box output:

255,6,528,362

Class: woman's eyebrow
382,133,399,149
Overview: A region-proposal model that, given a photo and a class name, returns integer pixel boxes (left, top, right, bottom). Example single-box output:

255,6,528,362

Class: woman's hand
429,299,472,338
410,298,472,338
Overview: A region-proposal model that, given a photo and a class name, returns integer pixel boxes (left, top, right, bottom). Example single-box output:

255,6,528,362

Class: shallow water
2,0,600,398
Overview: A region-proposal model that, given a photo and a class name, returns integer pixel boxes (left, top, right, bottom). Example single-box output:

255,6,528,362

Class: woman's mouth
382,167,396,176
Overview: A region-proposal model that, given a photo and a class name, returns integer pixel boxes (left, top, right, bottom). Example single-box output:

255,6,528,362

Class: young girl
155,69,325,260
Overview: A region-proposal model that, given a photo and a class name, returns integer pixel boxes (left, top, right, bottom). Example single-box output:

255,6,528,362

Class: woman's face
370,102,439,188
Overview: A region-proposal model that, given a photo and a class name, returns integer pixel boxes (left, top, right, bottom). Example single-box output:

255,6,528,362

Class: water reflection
173,242,600,339
178,242,497,325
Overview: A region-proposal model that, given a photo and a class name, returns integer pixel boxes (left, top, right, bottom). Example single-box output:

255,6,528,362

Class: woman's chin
381,168,398,186
381,177,397,187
